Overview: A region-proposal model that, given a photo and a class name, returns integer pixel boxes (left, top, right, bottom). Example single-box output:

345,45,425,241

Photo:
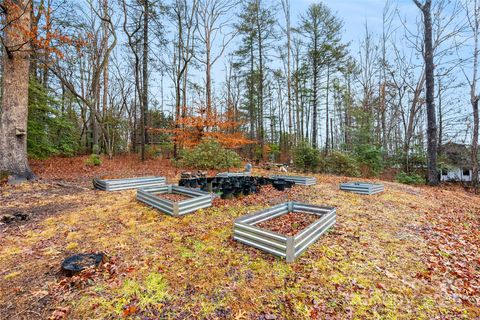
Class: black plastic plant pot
221,187,234,199
233,188,243,198
189,179,199,188
61,253,104,276
273,180,286,191
178,179,187,187
285,181,294,188
204,182,213,192
243,186,252,196
198,179,207,189
267,178,276,185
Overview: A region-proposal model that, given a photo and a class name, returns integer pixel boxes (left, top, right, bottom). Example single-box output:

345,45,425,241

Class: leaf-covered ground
1,159,479,319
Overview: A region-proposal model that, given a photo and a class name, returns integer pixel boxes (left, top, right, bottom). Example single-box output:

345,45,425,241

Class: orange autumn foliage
2,0,83,60
150,107,253,149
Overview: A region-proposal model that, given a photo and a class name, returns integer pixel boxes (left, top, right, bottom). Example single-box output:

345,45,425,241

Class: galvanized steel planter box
270,175,317,186
93,176,166,191
233,202,336,262
339,182,384,195
137,185,212,216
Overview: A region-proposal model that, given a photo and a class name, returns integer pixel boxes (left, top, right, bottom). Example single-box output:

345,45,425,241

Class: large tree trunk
414,0,438,185
472,98,479,188
470,0,479,190
0,0,34,180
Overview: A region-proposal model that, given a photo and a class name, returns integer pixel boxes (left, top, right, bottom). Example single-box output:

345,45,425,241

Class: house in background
439,142,479,182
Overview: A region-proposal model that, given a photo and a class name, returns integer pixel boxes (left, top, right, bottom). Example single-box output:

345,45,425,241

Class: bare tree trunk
205,42,211,112
102,0,111,157
325,65,330,153
468,0,479,189
437,79,443,149
312,53,318,148
0,0,35,180
282,0,292,148
256,0,265,158
141,0,149,161
248,35,255,158
473,99,479,187
414,0,438,185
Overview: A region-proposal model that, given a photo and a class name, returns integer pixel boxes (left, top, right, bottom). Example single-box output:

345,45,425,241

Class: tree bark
325,65,330,153
469,0,479,189
282,0,292,148
312,41,318,148
256,0,265,158
141,0,149,161
473,99,479,188
0,0,35,180
414,0,438,185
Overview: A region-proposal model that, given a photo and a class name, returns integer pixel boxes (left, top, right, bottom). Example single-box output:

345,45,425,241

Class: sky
296,0,387,43
155,0,404,112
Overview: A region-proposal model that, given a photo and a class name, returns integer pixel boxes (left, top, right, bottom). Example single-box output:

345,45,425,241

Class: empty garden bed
93,176,166,191
340,182,384,195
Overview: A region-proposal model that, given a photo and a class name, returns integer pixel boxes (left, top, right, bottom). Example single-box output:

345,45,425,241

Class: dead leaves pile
416,188,480,310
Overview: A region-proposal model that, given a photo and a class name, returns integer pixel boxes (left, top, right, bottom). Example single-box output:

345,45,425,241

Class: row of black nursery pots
178,176,294,198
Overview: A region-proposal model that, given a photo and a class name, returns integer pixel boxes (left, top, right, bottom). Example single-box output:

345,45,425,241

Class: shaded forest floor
1,156,479,319
29,155,190,187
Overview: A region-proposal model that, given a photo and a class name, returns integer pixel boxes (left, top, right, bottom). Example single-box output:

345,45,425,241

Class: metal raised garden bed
137,185,213,216
233,202,336,262
93,176,166,191
270,175,317,186
216,171,251,178
339,182,384,195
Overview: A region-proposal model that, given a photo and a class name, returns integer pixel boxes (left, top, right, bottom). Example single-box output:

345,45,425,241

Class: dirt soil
256,212,320,236
0,158,479,319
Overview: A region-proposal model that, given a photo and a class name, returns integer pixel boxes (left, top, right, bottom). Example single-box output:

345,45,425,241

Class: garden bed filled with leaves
257,211,319,236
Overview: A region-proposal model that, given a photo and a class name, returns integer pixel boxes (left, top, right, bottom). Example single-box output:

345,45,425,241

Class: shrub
395,172,424,185
85,154,102,166
177,138,242,170
293,142,321,172
267,143,281,162
145,145,162,159
354,144,383,176
0,170,9,184
321,151,360,177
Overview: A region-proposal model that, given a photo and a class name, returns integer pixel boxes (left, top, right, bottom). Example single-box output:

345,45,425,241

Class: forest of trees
0,0,479,186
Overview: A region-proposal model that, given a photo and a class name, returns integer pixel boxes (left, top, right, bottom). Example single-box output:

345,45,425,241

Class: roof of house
439,142,476,168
